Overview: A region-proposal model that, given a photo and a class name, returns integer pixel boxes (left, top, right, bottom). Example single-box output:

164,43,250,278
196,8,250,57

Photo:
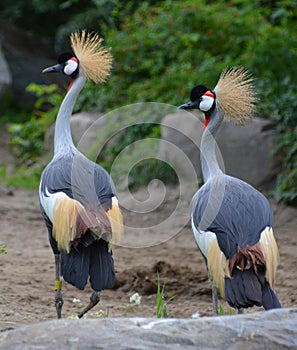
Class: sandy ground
0,130,296,332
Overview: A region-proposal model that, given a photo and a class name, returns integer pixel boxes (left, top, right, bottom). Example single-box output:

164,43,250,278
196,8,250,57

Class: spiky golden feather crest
70,30,112,84
214,66,258,124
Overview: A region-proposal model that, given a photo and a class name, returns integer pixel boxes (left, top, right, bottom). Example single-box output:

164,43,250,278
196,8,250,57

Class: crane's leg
207,267,219,316
207,269,219,315
77,291,100,319
54,253,63,319
211,281,219,316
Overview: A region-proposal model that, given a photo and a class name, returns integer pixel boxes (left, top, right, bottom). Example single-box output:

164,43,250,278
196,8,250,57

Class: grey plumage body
39,48,122,318
40,151,116,289
179,76,281,313
191,174,273,260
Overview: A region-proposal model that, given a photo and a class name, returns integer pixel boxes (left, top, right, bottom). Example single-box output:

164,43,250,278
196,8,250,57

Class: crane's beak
178,101,199,110
42,63,64,74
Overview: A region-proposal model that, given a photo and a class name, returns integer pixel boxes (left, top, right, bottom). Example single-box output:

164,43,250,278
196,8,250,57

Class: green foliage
0,0,106,40
0,165,42,190
257,78,297,206
9,83,63,166
101,124,161,168
0,0,160,50
273,126,297,206
1,0,296,203
219,305,238,316
77,0,296,205
80,0,271,109
0,90,31,125
128,159,178,191
156,273,175,318
0,244,7,254
9,121,44,166
98,119,177,190
5,84,63,188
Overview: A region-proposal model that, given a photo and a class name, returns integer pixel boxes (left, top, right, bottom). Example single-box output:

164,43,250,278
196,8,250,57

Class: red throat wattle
204,117,210,130
67,81,74,91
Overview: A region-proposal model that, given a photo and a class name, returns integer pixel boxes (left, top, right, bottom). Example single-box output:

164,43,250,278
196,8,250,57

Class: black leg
211,281,219,316
207,271,219,316
54,254,63,318
77,291,100,318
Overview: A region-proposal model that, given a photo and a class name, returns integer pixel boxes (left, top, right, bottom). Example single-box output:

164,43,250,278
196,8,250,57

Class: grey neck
200,108,224,182
54,74,86,156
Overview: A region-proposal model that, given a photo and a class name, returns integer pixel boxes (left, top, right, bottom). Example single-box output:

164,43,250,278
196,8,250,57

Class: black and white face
63,57,79,76
179,85,216,113
42,52,79,79
197,90,216,112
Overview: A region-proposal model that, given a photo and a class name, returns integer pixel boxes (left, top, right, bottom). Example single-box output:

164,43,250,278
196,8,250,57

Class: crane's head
178,67,257,125
178,84,216,117
43,52,79,79
42,30,112,84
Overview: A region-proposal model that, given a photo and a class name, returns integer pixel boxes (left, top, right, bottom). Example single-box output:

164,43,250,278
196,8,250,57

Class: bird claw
77,291,100,318
55,290,64,319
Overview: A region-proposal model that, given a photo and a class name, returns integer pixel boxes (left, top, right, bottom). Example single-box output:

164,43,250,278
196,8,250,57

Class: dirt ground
0,131,296,332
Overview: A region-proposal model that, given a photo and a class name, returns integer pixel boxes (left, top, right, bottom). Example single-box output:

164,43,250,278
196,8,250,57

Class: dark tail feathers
225,267,281,310
61,239,115,291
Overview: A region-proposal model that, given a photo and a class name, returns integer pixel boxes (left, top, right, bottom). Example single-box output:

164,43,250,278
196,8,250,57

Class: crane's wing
191,175,273,260
40,153,116,207
191,175,280,309
39,152,122,253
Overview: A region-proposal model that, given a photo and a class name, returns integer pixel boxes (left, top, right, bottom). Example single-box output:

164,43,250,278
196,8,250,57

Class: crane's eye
64,57,79,76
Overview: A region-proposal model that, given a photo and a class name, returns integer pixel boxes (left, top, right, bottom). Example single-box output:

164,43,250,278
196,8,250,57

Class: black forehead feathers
57,52,77,64
190,85,209,102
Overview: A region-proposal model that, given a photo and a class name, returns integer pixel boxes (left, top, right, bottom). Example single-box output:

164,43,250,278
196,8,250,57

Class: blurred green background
0,0,296,205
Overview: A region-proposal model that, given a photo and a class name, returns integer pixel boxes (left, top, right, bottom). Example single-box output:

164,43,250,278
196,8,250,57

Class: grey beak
178,101,199,110
42,63,64,74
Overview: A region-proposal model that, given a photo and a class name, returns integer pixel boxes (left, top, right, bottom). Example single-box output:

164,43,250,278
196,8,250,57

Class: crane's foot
55,289,64,319
77,291,100,319
238,308,244,314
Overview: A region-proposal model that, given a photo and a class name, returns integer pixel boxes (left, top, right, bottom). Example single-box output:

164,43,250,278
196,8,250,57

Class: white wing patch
191,217,216,258
39,185,68,222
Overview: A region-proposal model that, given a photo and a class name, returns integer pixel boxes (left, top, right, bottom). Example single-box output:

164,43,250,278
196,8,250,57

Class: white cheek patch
64,58,78,76
199,95,215,112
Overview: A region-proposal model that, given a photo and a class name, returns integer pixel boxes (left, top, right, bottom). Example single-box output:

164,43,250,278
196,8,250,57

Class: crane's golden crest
70,30,112,84
214,66,258,124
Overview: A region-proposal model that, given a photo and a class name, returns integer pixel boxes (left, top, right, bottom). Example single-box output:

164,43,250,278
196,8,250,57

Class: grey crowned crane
179,67,281,314
39,31,123,319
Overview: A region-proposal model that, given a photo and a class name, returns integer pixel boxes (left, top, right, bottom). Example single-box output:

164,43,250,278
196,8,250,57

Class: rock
0,42,12,98
0,184,14,196
0,20,63,105
159,112,280,190
158,112,202,184
0,126,14,166
0,308,296,349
